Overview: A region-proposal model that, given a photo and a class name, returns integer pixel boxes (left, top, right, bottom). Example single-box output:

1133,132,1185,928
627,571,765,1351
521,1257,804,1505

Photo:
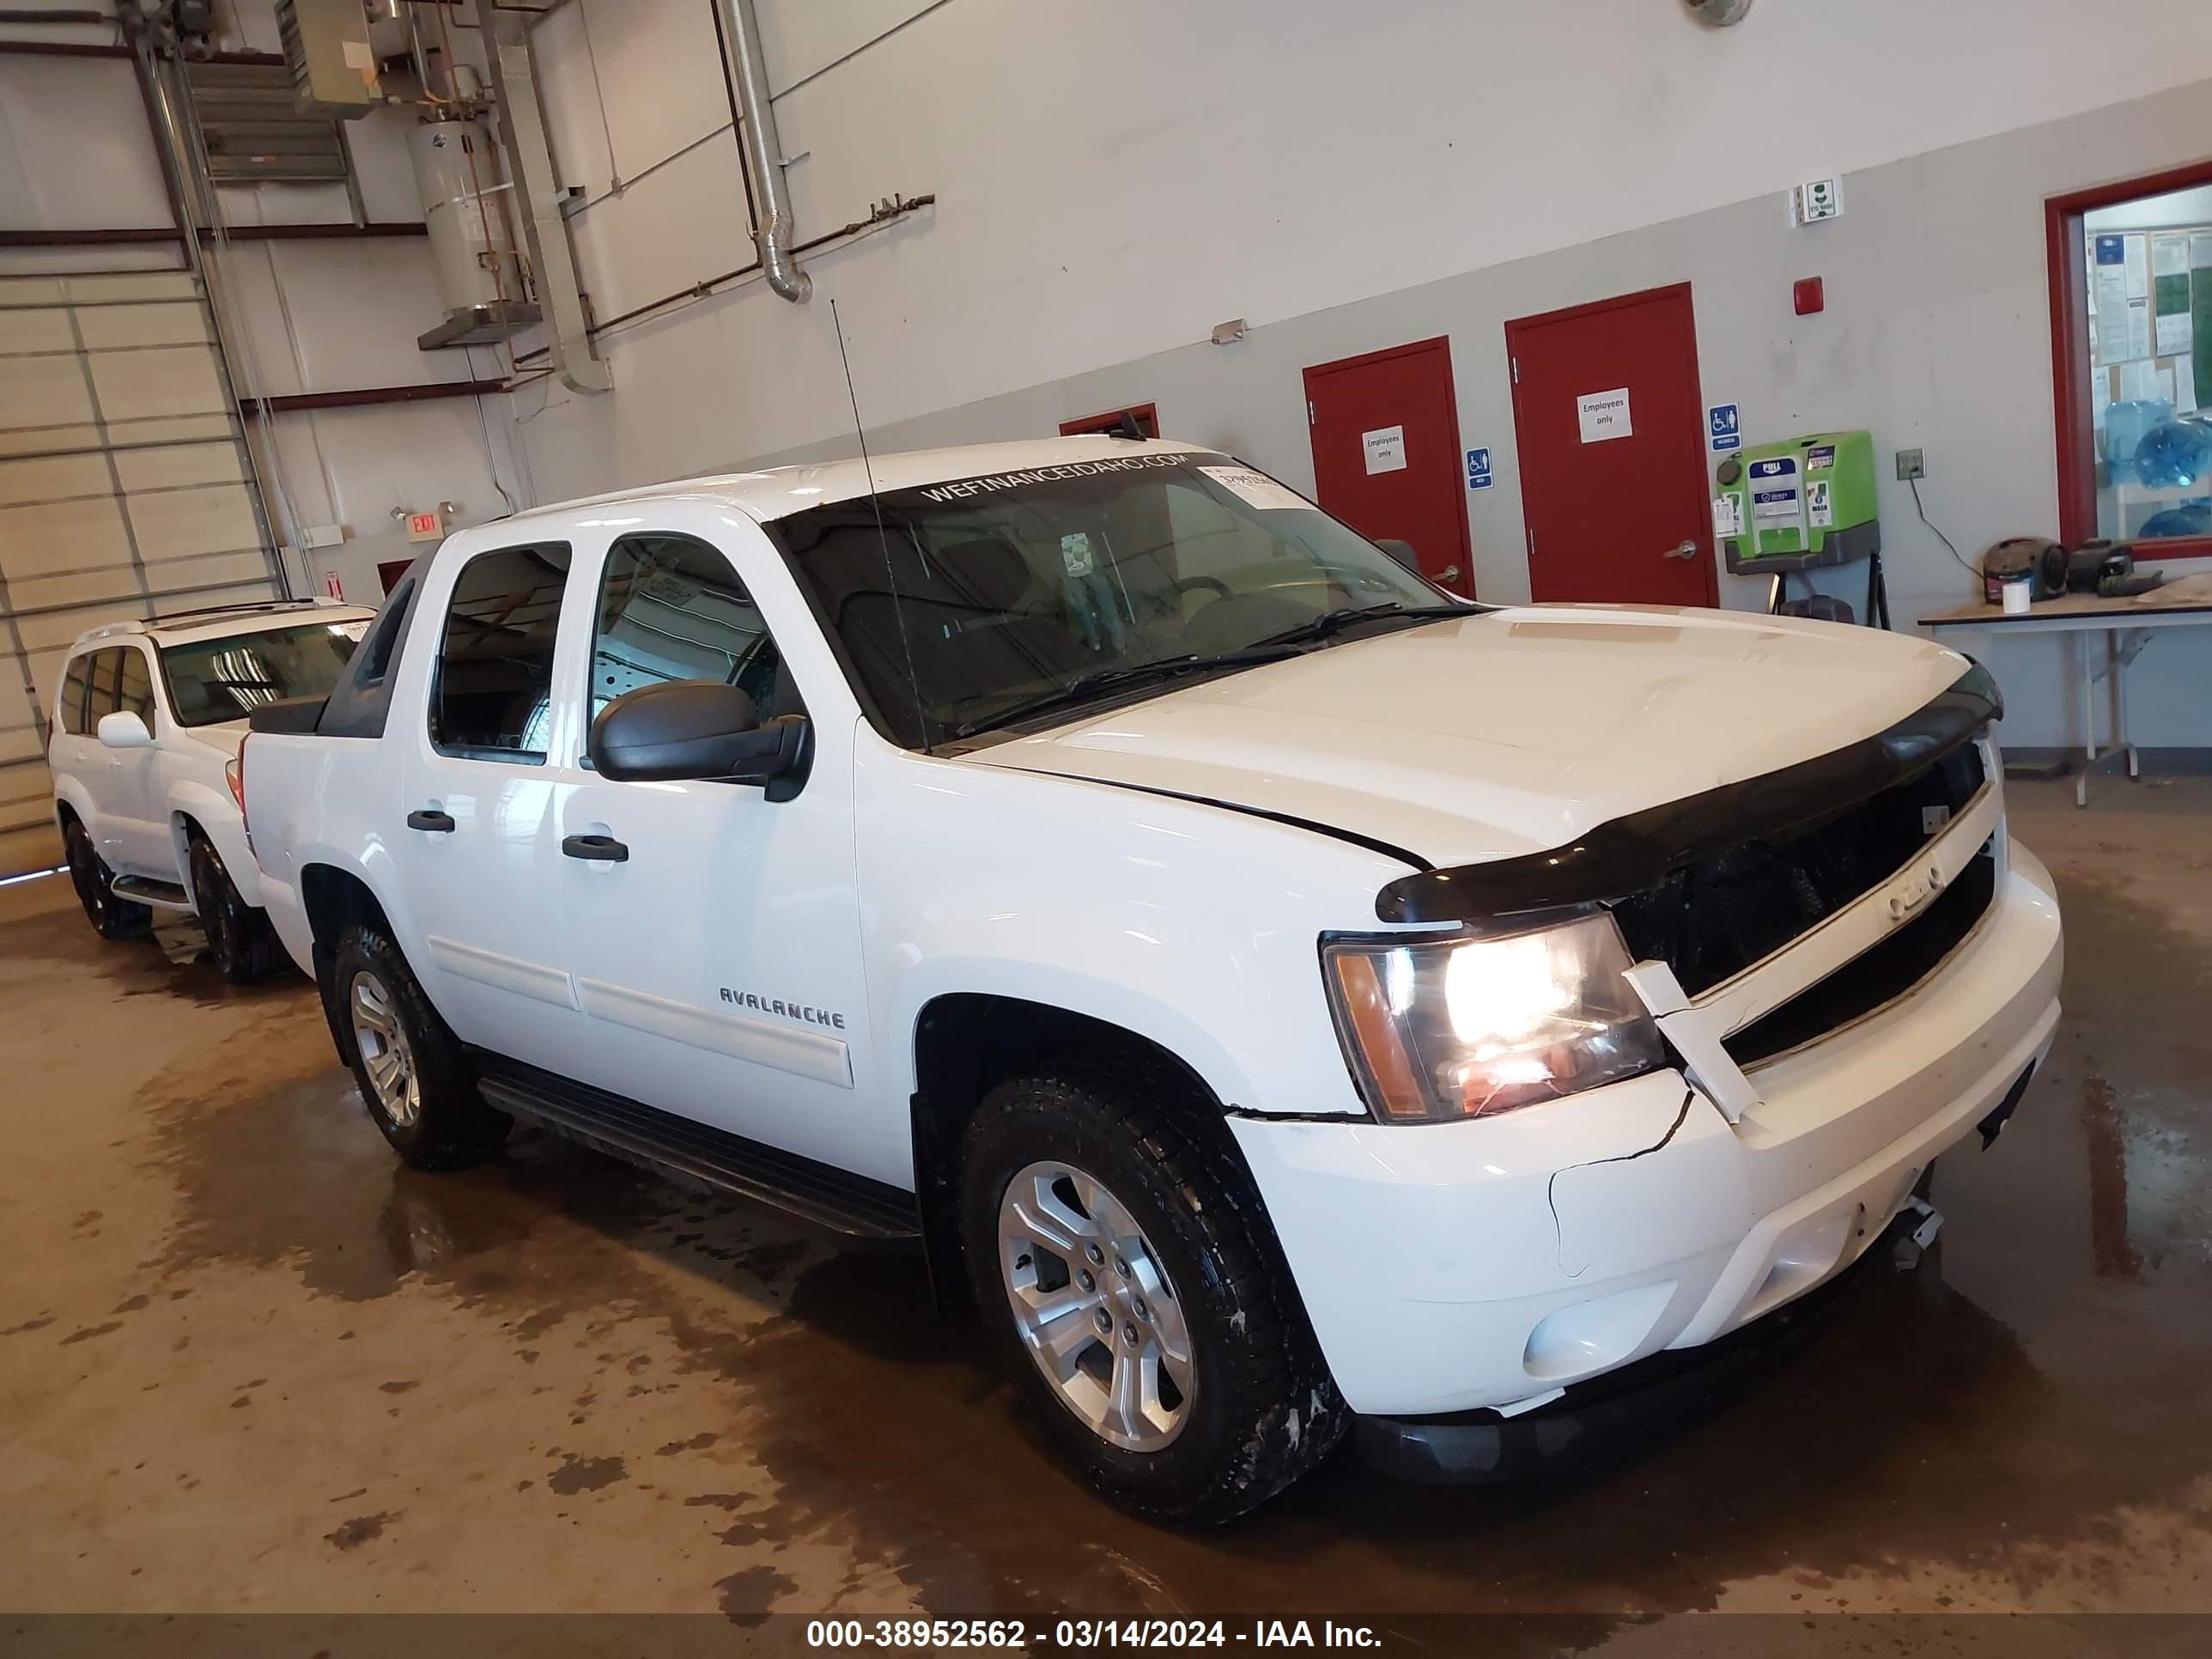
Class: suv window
57,654,92,735
431,544,571,762
83,649,124,726
590,535,803,728
117,648,155,724
160,622,359,727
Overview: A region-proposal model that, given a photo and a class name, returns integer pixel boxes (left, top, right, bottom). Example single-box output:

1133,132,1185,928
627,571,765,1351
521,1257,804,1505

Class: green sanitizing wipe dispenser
1716,430,1880,569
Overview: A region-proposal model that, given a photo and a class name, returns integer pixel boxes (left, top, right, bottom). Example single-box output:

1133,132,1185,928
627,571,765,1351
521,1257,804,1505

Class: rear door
1303,337,1476,596
397,540,598,1075
1505,283,1717,605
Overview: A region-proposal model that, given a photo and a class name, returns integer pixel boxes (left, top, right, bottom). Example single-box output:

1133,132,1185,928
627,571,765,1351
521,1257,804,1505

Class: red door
1303,337,1476,598
1505,283,1717,605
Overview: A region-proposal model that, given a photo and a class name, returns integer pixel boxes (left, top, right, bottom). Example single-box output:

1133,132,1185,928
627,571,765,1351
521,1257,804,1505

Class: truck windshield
161,621,362,727
769,453,1456,747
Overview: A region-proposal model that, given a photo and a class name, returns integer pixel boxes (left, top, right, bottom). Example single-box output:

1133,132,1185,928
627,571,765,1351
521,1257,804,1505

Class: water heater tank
409,116,539,349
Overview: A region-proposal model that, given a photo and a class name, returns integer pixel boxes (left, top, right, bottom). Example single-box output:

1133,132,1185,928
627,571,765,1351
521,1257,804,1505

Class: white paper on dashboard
1198,465,1313,514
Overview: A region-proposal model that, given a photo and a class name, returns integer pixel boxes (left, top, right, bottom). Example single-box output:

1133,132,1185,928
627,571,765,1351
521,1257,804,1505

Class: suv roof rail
143,597,347,627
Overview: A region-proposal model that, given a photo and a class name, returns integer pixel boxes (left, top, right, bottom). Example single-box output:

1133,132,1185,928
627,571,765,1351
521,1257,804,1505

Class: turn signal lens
1322,913,1664,1123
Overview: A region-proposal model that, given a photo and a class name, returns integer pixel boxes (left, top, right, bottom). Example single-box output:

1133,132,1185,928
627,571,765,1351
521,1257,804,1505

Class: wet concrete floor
1,779,2208,1642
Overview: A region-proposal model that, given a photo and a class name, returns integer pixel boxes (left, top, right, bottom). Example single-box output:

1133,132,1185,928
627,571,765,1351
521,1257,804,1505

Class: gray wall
738,77,2212,752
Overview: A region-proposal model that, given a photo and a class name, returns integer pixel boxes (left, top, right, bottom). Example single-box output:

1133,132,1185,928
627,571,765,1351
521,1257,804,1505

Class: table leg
2113,629,2141,780
2077,629,2094,808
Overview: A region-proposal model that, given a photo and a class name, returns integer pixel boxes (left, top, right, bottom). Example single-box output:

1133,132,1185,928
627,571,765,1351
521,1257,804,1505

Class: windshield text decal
915,452,1189,502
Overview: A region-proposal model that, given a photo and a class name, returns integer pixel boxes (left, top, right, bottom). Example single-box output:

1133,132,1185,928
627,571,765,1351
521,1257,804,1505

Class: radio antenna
829,298,930,755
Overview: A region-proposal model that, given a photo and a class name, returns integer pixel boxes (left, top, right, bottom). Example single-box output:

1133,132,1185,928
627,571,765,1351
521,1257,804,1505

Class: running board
468,1050,921,1242
109,875,194,912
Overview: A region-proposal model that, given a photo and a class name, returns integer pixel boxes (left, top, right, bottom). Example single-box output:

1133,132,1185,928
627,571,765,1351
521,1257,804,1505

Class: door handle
1438,564,1462,582
1662,539,1699,561
562,833,629,863
406,809,455,833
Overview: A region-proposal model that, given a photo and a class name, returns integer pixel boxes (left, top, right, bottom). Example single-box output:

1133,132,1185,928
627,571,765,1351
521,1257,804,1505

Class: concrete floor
2,778,2209,1644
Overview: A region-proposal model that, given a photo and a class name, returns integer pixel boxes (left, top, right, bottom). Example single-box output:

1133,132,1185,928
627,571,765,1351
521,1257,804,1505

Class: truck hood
969,605,1972,869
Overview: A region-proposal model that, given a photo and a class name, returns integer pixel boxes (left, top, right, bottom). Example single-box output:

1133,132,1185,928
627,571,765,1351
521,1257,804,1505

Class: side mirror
97,711,152,750
587,679,808,795
1374,538,1420,574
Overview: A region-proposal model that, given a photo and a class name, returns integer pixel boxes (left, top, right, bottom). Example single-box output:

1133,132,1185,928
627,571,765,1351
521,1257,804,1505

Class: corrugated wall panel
0,269,283,875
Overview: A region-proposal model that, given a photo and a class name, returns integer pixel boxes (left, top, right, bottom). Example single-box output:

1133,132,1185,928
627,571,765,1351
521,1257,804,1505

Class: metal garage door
0,269,283,876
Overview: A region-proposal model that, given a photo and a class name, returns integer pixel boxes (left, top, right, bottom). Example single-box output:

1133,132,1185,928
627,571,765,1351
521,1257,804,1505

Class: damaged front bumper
1226,843,2063,1423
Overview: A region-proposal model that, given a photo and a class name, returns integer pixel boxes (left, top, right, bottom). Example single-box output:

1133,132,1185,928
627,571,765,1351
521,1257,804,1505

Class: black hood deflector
1374,660,2002,924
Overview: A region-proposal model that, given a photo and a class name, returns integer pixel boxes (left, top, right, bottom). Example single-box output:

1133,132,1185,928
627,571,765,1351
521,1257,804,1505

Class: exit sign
404,510,444,542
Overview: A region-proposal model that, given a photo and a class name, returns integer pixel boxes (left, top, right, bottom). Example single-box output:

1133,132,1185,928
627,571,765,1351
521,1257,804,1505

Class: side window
429,544,571,762
117,648,155,724
83,649,123,726
57,654,92,735
589,534,802,727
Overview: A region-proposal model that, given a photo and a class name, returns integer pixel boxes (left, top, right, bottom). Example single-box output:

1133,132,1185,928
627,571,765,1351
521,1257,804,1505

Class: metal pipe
483,6,611,394
713,0,811,303
130,32,301,596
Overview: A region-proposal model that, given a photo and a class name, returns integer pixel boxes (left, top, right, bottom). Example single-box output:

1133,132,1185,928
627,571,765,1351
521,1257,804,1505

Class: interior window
57,654,92,736
83,649,123,727
430,544,572,762
2068,179,2212,544
591,535,802,728
117,649,155,724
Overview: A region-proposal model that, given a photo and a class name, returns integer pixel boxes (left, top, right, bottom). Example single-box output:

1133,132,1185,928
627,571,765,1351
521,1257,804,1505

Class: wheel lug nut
1123,1323,1140,1346
1085,1244,1104,1266
1078,1269,1095,1292
1094,1309,1114,1334
1114,1255,1131,1278
1132,1297,1147,1319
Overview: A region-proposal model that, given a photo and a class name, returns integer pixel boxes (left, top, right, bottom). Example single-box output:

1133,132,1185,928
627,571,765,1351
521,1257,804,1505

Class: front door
553,528,882,1182
1505,283,1717,605
1303,337,1476,597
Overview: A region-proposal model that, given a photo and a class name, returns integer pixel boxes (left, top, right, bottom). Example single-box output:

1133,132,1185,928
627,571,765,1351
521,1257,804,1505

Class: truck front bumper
1227,844,2063,1421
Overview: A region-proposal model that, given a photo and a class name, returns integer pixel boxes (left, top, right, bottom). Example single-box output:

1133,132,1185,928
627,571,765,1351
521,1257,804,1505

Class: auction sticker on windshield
1199,465,1313,513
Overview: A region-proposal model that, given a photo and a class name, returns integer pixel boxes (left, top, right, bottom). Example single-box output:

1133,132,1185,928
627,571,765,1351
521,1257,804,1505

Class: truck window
589,534,803,726
83,649,124,727
430,544,572,763
57,654,92,735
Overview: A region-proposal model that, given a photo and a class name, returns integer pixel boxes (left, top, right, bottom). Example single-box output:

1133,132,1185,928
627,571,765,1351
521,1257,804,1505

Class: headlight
1322,912,1665,1123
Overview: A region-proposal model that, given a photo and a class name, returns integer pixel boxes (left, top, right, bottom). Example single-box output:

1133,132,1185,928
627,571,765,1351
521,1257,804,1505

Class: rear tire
959,1070,1346,1525
331,923,508,1170
187,833,283,983
63,818,151,942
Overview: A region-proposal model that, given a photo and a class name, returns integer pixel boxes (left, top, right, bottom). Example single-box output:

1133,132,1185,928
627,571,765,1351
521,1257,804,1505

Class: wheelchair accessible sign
1708,404,1742,453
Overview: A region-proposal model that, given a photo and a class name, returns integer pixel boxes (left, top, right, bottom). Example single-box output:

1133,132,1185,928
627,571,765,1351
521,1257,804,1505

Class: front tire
63,818,150,942
331,923,508,1170
187,834,283,983
960,1072,1346,1525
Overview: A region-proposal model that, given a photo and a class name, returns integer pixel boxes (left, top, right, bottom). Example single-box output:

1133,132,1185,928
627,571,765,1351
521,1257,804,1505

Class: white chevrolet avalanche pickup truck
240,437,2062,1522
48,599,374,980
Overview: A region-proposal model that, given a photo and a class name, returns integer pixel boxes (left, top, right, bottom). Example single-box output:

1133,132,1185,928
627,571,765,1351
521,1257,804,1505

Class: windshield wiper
950,647,1298,738
1249,602,1472,648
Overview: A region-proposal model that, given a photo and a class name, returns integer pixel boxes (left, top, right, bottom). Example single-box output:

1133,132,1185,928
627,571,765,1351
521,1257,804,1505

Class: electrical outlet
1895,448,1926,482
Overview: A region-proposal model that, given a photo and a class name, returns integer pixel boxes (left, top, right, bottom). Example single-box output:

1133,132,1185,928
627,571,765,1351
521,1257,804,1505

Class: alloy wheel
998,1160,1194,1452
349,969,420,1129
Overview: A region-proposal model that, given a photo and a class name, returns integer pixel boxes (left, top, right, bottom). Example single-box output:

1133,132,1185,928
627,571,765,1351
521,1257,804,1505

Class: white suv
240,439,2061,1522
48,599,374,979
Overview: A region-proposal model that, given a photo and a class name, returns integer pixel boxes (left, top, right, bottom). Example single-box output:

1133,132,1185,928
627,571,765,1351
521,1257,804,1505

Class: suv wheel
960,1071,1347,1524
187,834,283,983
63,819,151,942
332,923,509,1170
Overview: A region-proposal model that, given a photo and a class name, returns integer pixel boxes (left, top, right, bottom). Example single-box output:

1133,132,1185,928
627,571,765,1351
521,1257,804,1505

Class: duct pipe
713,0,811,302
483,7,611,394
128,31,301,597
